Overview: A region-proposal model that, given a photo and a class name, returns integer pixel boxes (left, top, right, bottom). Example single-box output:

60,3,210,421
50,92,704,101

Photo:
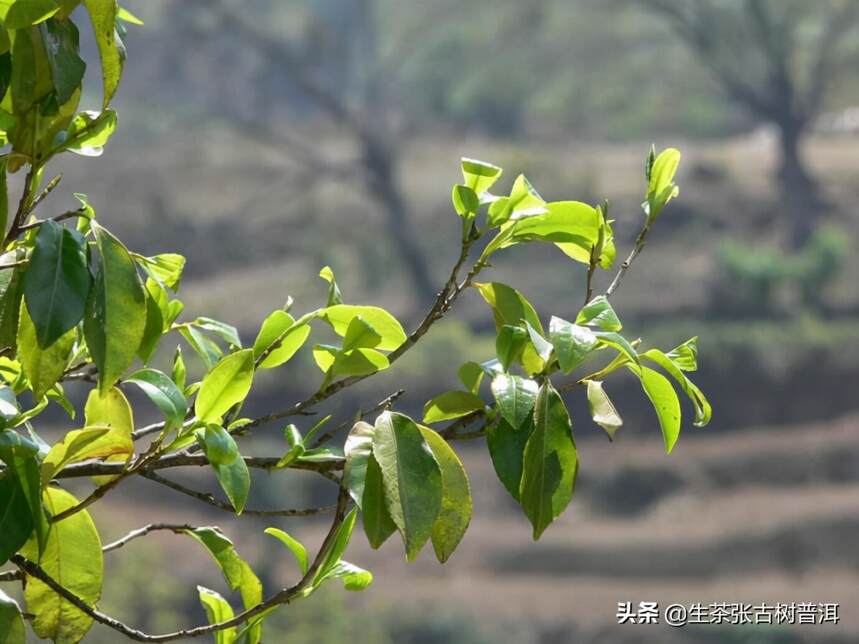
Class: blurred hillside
19,1,859,642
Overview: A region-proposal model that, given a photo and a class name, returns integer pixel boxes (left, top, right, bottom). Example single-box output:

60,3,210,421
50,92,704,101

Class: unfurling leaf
586,380,623,440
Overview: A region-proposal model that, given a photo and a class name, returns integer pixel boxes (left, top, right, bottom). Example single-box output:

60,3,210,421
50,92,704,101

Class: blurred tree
180,0,440,307
636,0,859,247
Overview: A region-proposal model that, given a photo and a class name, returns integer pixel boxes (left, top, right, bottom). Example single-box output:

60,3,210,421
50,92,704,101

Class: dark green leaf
23,220,90,348
486,417,531,502
39,17,85,106
361,452,397,549
125,368,187,428
0,471,33,565
373,412,442,561
520,382,578,539
343,421,374,507
495,324,527,372
84,223,146,393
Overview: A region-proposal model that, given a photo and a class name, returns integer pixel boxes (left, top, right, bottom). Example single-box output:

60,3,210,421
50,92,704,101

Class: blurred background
21,0,859,642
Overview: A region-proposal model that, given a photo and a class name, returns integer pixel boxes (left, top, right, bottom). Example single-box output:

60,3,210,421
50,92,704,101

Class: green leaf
451,184,478,218
264,528,308,575
488,174,546,226
84,223,147,393
319,305,406,351
125,368,187,428
195,425,249,513
195,349,254,423
549,317,598,374
520,382,578,540
645,147,681,219
137,278,166,364
179,324,222,369
361,452,397,549
594,331,639,364
0,470,33,565
172,346,186,390
82,386,134,483
422,390,484,424
461,157,502,195
5,0,59,29
192,317,241,349
40,17,86,106
322,561,373,592
135,253,185,291
486,417,531,502
319,265,342,306
490,374,538,430
474,281,544,373
313,344,389,379
116,6,143,25
576,296,622,331
372,412,442,561
0,430,46,555
419,426,472,563
586,380,623,440
342,316,381,351
524,321,553,363
343,420,373,507
641,348,711,427
628,364,681,453
183,526,263,642
666,337,698,372
457,361,484,394
17,303,75,399
495,324,527,372
252,310,310,369
52,109,116,159
197,586,236,644
83,0,125,108
0,589,26,644
39,426,113,484
23,220,90,348
22,487,102,644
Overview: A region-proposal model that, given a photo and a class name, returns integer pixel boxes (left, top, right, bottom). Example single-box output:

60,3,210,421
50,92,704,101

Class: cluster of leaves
0,3,710,643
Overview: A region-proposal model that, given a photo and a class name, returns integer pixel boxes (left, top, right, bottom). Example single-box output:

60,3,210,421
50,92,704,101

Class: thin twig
18,208,88,232
102,524,196,553
4,166,37,248
0,569,23,582
309,389,404,449
25,174,62,215
605,218,653,298
142,471,337,516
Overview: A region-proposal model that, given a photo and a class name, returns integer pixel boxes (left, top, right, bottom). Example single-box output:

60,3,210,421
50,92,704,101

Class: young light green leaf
666,336,699,372
195,425,249,513
549,317,598,374
21,487,102,644
373,412,442,561
461,157,502,195
645,147,681,219
313,345,390,379
457,361,484,394
135,253,185,290
264,528,308,575
319,305,405,351
641,348,711,427
179,325,223,369
252,310,310,369
451,184,479,218
422,390,484,424
84,223,147,393
195,349,254,423
192,317,241,349
491,374,538,430
495,324,528,373
576,296,622,331
23,220,90,349
5,0,59,29
196,586,236,644
628,364,682,453
520,382,578,540
54,109,117,156
342,316,381,351
586,380,623,440
475,281,545,373
0,589,26,644
183,526,262,643
39,426,113,484
125,368,187,428
319,265,342,306
419,426,472,563
17,303,75,399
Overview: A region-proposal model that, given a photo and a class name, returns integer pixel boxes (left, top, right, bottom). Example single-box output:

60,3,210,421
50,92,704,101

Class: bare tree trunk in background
776,116,820,247
361,135,437,305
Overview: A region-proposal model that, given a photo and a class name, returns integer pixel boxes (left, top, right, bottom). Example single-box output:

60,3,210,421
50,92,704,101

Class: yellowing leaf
22,487,102,644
